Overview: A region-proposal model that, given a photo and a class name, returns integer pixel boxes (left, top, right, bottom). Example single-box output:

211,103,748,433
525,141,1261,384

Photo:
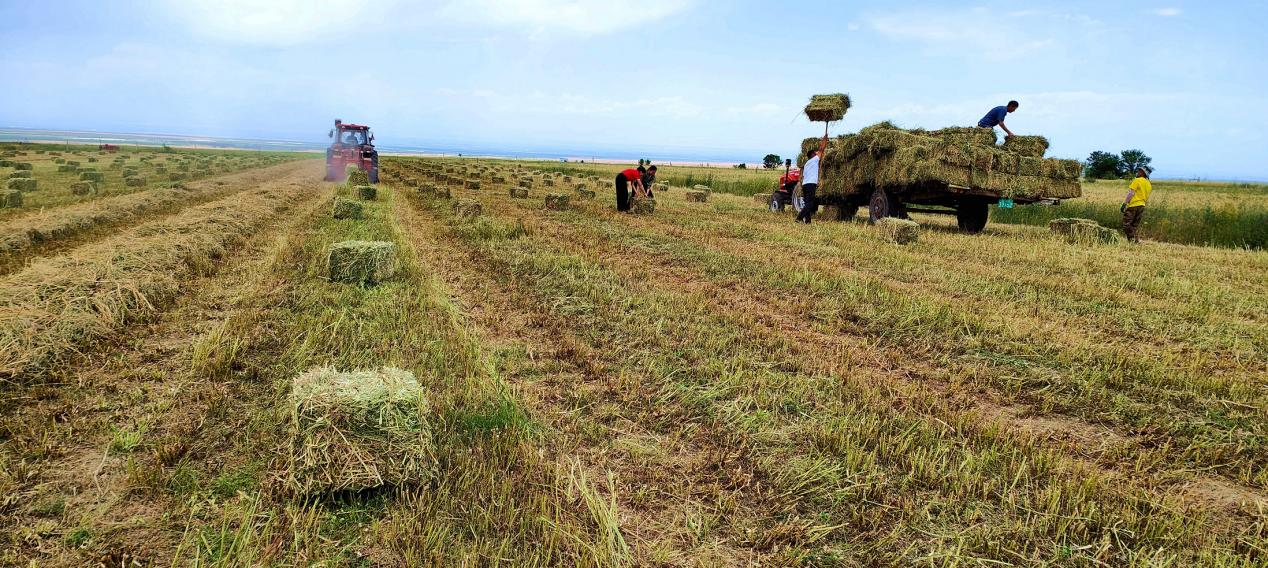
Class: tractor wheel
768,193,784,212
868,188,902,223
957,202,990,233
835,204,859,222
369,167,380,184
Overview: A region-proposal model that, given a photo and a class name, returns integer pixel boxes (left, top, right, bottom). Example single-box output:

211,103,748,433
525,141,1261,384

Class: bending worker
1121,167,1152,243
615,167,647,212
795,134,828,224
977,100,1019,138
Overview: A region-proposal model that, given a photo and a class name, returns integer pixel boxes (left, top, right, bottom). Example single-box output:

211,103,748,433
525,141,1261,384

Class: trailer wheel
836,205,859,222
792,185,806,213
956,202,989,233
868,188,901,223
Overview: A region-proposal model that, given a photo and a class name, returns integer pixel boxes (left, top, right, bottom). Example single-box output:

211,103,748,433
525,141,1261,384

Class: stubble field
1,147,1266,566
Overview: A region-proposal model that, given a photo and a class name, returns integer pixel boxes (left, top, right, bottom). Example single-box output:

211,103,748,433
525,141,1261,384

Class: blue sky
2,0,1265,179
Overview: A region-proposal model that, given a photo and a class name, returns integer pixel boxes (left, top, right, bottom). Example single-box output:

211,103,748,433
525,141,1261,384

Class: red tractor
325,119,379,183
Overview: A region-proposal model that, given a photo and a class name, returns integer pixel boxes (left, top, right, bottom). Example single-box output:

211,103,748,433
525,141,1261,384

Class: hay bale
876,217,920,244
692,184,711,193
80,171,105,182
346,166,370,186
7,178,36,192
465,179,481,190
1048,218,1121,244
0,160,11,167
654,183,668,193
57,165,78,173
1001,135,1050,158
753,193,771,205
125,177,146,187
574,188,595,200
453,199,482,220
433,186,452,199
686,190,708,202
542,178,556,187
70,181,96,196
168,172,187,181
544,193,570,210
87,157,98,163
805,93,852,122
509,187,529,199
0,189,21,208
356,185,377,200
12,162,32,171
518,178,532,189
327,240,397,284
332,197,363,220
630,197,655,214
8,170,31,179
287,366,432,495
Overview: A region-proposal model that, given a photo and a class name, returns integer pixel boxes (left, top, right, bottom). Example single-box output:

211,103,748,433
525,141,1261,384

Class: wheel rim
793,187,805,213
869,189,889,221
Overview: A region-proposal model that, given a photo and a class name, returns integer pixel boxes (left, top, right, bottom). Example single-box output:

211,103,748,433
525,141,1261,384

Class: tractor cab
325,119,379,183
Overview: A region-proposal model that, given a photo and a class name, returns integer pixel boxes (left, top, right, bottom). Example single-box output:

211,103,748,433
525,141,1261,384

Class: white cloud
865,8,1055,60
1153,7,1182,16
439,0,692,36
161,0,391,46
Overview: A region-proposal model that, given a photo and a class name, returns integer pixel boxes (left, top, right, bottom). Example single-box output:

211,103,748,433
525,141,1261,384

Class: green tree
762,154,782,169
1084,151,1124,180
734,163,747,169
1120,149,1154,176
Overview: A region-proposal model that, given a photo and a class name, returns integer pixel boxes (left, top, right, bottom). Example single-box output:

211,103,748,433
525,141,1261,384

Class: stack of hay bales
801,122,1081,201
630,197,655,214
876,217,920,244
544,193,570,210
327,241,396,284
332,197,363,219
286,366,433,495
1049,218,1122,244
356,185,377,200
686,190,708,202
453,199,482,220
1,189,21,208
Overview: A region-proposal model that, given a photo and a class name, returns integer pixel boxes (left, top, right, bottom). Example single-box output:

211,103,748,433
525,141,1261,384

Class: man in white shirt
795,134,829,224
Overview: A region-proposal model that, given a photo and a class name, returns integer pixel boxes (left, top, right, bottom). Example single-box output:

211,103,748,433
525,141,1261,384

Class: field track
0,156,1265,566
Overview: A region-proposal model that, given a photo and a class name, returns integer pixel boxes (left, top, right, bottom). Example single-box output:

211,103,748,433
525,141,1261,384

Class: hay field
1,153,1265,566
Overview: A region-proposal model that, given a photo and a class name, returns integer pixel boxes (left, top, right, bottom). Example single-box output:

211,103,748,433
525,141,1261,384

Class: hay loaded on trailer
786,95,1082,232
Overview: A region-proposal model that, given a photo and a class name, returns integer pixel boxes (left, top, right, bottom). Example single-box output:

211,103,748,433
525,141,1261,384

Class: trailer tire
792,185,806,213
956,202,989,233
868,188,901,223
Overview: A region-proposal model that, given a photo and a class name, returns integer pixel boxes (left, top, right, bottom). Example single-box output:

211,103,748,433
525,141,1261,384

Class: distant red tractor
325,119,379,183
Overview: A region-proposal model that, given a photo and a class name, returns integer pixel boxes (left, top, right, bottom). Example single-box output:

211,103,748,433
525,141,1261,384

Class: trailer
781,124,1082,233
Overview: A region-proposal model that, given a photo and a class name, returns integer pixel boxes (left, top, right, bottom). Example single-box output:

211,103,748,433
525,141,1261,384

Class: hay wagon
790,123,1082,233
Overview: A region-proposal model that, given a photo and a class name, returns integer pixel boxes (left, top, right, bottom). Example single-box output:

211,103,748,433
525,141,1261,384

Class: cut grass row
481,180,1268,490
168,181,621,565
0,161,311,274
0,170,313,382
389,172,1264,564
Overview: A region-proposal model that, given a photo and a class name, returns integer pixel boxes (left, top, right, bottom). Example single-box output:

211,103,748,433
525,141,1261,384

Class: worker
977,100,1019,138
795,134,828,224
1121,167,1152,243
641,165,658,198
772,166,800,211
614,167,647,212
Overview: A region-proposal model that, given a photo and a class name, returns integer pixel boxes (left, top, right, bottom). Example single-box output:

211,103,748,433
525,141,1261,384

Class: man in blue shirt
977,100,1019,137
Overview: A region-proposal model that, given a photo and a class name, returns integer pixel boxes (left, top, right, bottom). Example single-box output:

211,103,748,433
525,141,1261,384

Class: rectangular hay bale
327,240,397,284
805,93,852,122
287,366,433,495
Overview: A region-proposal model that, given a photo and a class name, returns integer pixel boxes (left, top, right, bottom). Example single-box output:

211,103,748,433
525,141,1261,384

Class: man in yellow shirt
1121,167,1152,243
